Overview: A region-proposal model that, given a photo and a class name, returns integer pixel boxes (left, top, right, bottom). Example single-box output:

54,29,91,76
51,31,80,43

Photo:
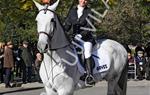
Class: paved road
0,80,150,95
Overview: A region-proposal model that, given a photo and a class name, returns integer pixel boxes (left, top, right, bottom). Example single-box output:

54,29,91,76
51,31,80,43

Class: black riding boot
85,57,95,85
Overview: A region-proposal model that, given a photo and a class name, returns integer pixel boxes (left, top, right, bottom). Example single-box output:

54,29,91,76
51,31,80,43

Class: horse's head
33,0,60,53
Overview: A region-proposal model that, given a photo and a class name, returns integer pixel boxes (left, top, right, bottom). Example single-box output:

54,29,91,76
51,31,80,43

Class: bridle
37,8,56,42
38,31,53,42
36,6,79,92
36,8,59,92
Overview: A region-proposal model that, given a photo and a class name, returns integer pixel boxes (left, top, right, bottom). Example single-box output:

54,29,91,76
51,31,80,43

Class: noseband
38,31,53,41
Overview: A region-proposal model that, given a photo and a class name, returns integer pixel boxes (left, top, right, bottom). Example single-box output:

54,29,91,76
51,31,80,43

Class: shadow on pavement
0,87,44,95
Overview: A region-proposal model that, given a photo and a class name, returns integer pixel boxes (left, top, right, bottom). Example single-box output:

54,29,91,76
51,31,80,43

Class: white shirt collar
77,5,84,10
77,5,85,18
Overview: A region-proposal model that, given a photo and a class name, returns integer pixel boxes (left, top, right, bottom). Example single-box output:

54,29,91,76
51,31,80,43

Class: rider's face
78,0,88,7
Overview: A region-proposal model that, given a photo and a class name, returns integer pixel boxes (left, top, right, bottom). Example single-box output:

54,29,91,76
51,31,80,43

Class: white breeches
83,42,92,59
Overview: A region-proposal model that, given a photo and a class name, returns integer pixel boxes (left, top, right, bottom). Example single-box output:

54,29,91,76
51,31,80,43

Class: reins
42,51,59,93
38,8,56,42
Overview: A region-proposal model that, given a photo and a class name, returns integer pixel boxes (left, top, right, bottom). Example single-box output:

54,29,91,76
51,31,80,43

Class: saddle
75,44,111,83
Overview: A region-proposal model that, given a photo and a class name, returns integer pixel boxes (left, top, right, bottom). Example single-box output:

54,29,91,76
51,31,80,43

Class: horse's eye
51,18,56,27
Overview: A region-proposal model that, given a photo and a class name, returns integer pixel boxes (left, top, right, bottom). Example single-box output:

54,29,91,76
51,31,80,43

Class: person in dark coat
3,41,14,88
0,42,4,83
21,41,33,83
64,0,95,85
34,52,42,83
145,42,150,80
135,51,146,80
145,42,150,57
135,43,145,56
13,45,22,78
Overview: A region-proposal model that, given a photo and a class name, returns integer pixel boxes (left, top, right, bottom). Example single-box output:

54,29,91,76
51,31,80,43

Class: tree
0,0,37,43
0,0,149,44
99,0,150,45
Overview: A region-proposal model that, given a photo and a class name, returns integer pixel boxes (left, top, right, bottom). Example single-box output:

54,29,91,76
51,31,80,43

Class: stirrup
85,74,95,86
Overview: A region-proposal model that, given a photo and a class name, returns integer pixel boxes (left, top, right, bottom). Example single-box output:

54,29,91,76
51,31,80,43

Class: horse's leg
39,63,58,95
107,63,128,95
43,86,58,95
107,78,117,95
57,77,74,95
115,63,128,95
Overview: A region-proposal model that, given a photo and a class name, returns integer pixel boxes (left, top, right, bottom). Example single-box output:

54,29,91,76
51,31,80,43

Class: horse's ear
48,0,60,11
33,0,44,11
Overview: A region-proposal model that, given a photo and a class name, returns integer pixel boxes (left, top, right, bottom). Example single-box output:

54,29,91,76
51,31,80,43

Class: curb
0,80,149,94
0,82,44,94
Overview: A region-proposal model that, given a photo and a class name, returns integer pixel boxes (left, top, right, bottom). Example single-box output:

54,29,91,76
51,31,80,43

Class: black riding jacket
64,6,94,42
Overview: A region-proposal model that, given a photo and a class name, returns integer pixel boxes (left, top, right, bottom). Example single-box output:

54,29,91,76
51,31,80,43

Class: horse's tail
117,60,128,95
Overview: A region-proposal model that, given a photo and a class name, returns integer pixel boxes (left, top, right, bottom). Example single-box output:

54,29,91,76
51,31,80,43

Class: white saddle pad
77,47,111,75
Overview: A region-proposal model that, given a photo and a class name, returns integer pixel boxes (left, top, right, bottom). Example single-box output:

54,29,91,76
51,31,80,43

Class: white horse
33,0,128,95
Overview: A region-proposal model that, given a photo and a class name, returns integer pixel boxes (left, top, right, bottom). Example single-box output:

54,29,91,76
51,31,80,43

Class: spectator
34,52,42,83
13,45,22,78
21,41,34,83
135,43,145,56
3,41,14,88
124,44,136,79
135,50,146,80
145,42,150,80
128,52,135,79
145,42,150,57
0,42,5,83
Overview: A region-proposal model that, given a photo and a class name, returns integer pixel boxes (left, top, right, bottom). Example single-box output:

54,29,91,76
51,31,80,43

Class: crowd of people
127,42,150,80
0,40,150,88
0,40,42,88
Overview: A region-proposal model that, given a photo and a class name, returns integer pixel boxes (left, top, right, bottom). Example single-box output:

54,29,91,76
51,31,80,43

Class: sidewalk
0,82,44,94
95,79,150,87
0,80,149,94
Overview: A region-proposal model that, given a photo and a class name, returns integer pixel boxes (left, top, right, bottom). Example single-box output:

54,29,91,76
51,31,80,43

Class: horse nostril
37,44,41,52
45,44,48,50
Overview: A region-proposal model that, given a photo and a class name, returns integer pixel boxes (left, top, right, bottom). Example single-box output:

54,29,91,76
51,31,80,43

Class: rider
64,0,95,85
